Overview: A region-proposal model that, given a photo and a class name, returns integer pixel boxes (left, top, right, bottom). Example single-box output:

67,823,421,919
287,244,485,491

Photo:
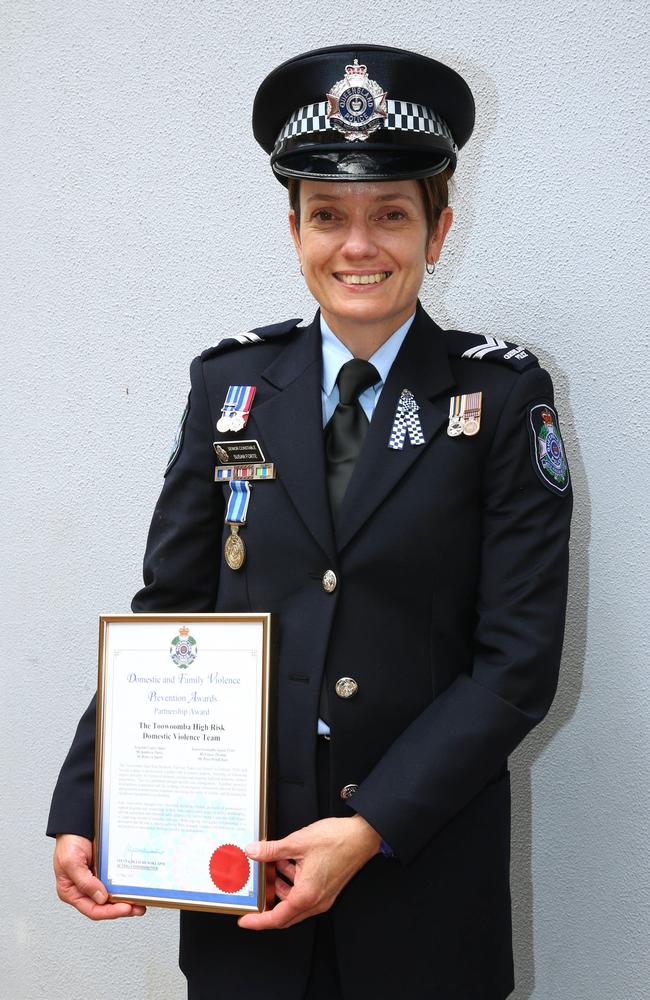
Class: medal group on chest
213,380,487,571
214,386,276,571
447,391,483,437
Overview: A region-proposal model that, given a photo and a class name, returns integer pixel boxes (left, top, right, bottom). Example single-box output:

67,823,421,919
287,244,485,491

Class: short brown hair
288,169,453,239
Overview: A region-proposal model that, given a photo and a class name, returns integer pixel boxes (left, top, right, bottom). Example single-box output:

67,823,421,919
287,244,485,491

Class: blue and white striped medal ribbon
226,480,251,523
216,385,256,433
388,389,425,450
224,480,251,570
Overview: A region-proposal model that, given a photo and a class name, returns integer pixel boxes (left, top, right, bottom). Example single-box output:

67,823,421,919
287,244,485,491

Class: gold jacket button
322,570,338,593
340,783,359,801
335,677,358,699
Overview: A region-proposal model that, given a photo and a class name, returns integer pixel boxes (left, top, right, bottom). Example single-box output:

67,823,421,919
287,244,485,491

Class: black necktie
325,359,380,517
320,358,379,726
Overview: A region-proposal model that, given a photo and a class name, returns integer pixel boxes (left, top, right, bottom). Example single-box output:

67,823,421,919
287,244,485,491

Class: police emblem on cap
253,44,475,184
326,60,388,141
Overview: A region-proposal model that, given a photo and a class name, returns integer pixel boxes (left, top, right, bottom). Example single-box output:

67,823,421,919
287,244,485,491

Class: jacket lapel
335,304,456,552
250,313,338,563
249,304,456,560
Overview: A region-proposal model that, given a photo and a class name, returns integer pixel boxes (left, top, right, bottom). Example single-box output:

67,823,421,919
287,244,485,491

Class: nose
340,219,378,260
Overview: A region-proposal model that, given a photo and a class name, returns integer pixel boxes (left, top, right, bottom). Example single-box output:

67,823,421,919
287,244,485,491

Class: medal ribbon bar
215,463,276,482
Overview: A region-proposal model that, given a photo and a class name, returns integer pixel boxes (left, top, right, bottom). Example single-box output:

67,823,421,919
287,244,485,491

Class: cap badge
326,60,388,142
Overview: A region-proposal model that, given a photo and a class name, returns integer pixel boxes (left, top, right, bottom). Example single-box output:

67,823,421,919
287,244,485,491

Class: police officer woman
49,45,573,1000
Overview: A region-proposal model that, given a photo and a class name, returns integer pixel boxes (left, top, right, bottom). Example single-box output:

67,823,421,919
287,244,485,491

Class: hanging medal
224,480,251,570
447,394,465,437
216,385,257,433
462,391,483,436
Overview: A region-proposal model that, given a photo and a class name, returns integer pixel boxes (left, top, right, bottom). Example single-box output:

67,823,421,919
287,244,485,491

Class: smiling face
289,179,453,348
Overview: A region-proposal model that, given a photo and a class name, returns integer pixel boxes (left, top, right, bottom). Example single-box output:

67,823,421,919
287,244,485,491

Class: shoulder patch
446,330,539,372
200,317,302,362
164,395,190,477
528,402,571,496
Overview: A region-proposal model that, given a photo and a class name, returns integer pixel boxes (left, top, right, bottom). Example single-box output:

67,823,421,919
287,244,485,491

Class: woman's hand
53,834,146,920
237,815,381,931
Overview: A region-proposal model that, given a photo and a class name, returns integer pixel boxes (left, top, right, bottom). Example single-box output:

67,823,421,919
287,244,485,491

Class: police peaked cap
253,44,475,185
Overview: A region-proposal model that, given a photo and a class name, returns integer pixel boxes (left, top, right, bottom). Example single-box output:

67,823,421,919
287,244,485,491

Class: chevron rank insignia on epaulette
200,317,303,362
446,331,539,372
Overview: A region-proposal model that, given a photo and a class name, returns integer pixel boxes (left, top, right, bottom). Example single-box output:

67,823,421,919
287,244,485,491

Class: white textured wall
2,2,648,998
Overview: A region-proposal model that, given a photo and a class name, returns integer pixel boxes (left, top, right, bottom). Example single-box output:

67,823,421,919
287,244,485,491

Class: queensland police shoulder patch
164,397,190,477
528,402,570,495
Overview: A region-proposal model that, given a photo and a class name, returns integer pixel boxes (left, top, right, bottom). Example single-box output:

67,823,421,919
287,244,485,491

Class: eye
380,209,408,221
311,209,337,222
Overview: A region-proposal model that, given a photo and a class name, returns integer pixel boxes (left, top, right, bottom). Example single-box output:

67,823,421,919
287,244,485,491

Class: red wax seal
209,844,250,893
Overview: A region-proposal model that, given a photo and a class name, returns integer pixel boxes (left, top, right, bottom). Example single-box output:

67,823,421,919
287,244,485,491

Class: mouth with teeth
334,271,392,286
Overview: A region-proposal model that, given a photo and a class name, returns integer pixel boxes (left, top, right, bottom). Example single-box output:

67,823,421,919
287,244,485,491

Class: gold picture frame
94,613,274,914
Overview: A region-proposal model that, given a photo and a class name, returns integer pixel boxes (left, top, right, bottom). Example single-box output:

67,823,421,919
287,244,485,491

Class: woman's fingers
274,876,292,900
66,891,146,921
275,858,296,882
54,834,146,921
54,834,108,903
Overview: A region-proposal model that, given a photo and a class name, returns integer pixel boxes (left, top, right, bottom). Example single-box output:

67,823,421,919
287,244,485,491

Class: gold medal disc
463,418,480,436
224,525,246,570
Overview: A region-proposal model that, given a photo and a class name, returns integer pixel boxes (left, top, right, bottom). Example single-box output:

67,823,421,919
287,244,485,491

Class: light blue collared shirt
317,309,416,738
320,311,416,427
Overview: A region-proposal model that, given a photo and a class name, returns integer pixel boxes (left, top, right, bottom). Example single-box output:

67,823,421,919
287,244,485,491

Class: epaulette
200,317,303,362
445,330,539,372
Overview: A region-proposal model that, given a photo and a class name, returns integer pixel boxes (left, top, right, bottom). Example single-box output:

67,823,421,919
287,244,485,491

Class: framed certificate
94,613,273,914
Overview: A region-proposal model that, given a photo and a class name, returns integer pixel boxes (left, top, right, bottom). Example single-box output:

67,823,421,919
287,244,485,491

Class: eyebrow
305,192,418,205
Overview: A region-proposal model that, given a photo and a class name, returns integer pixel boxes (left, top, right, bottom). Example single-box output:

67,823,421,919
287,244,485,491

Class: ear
426,206,453,263
288,209,302,261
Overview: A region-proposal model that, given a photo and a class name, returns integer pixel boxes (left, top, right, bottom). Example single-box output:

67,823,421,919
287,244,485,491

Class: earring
299,262,304,276
426,261,436,275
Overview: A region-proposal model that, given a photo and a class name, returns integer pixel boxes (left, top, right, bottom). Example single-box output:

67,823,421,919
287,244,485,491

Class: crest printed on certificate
95,613,273,914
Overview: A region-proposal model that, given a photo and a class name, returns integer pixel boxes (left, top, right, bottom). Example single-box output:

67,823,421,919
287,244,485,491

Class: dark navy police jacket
48,302,573,1000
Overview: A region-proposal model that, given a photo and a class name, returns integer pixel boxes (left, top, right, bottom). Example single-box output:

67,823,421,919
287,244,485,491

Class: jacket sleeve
351,365,573,864
46,356,222,838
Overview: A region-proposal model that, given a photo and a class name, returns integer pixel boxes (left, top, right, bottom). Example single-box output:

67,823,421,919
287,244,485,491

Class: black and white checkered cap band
275,99,456,150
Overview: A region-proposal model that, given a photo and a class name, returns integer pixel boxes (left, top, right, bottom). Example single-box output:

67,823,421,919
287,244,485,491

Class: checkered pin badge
388,389,425,450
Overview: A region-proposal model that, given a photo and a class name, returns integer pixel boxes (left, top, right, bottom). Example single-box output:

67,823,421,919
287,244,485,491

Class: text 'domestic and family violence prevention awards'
94,614,273,913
